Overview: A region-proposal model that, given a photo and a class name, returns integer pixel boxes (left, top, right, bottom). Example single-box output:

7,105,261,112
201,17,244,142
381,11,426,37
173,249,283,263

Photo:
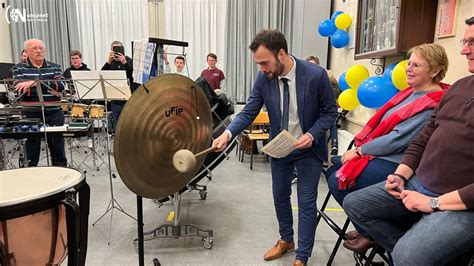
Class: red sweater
401,75,474,209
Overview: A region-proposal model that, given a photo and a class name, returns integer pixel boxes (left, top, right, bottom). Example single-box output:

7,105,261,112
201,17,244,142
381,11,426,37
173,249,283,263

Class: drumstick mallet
173,146,217,173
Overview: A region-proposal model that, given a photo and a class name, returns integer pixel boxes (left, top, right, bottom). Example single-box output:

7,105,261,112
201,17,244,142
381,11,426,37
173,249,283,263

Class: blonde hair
408,43,448,83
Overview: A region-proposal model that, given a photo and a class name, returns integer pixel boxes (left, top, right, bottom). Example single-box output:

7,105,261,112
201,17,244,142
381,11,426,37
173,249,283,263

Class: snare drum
0,167,90,266
71,103,88,118
88,104,105,119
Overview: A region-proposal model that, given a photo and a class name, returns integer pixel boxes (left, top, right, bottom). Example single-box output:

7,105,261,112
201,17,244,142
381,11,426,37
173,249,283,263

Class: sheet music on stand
71,70,130,100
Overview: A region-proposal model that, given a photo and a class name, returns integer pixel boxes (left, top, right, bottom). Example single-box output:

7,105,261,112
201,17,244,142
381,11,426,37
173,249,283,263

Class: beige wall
0,2,14,63
330,0,474,134
148,1,166,38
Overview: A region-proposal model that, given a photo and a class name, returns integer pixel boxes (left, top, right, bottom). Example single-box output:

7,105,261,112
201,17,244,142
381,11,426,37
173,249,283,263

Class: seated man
343,17,474,265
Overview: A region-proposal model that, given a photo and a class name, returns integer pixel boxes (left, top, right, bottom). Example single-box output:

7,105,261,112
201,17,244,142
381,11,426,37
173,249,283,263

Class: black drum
0,167,90,266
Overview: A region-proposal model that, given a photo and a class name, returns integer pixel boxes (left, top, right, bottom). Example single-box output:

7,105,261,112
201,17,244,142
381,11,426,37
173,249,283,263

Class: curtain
164,0,227,81
76,0,149,70
8,0,80,69
224,0,297,103
164,0,298,103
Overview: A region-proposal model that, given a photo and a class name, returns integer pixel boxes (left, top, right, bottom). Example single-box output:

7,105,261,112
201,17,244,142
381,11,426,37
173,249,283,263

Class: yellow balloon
346,65,369,89
338,89,360,111
335,13,352,29
391,60,410,90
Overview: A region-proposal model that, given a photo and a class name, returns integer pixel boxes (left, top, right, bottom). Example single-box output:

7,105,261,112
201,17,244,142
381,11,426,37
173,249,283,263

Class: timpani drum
0,167,90,266
88,104,105,119
70,104,88,119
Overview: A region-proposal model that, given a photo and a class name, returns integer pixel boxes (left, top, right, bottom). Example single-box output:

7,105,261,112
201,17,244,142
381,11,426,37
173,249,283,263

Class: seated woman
325,43,450,252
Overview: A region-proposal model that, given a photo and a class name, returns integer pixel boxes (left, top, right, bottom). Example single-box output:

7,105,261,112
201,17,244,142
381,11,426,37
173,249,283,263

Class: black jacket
101,56,139,93
63,63,91,79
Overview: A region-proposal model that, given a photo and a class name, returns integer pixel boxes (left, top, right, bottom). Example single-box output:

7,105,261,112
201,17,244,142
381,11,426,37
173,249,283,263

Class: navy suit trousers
271,149,322,262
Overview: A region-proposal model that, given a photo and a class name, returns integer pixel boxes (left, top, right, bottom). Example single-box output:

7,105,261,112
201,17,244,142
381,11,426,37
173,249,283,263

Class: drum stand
92,75,136,245
80,122,108,172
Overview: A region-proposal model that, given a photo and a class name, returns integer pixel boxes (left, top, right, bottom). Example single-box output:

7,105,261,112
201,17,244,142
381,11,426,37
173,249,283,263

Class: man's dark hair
466,17,474,25
70,50,82,58
305,56,320,64
175,55,185,63
207,53,217,61
249,29,288,57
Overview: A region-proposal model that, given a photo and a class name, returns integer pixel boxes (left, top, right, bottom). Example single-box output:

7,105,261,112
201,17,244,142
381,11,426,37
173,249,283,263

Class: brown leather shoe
343,235,376,253
345,230,360,240
293,259,306,266
263,240,295,261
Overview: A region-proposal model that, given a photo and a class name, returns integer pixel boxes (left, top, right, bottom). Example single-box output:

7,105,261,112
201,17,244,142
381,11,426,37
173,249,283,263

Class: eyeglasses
407,61,426,70
29,46,45,51
460,39,474,49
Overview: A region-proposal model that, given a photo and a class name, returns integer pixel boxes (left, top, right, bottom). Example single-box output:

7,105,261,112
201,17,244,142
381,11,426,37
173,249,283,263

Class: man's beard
265,58,284,80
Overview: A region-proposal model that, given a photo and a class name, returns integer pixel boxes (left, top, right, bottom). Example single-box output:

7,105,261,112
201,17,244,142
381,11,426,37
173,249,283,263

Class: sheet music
71,70,130,100
261,130,297,158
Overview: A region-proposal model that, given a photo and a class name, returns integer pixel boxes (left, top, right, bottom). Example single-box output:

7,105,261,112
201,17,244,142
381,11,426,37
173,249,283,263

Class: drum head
0,167,84,207
114,74,212,199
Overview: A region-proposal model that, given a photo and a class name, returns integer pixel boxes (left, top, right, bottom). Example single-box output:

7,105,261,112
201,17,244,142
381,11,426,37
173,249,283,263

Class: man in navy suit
213,29,337,265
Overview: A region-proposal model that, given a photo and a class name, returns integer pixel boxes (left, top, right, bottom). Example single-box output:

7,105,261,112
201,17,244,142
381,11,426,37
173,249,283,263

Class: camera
112,46,125,55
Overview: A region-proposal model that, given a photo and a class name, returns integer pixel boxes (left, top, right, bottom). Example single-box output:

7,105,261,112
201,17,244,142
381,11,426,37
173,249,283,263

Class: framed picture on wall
436,0,458,38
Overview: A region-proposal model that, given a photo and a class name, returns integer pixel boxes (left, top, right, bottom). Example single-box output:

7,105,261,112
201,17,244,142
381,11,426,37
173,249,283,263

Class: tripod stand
72,70,136,244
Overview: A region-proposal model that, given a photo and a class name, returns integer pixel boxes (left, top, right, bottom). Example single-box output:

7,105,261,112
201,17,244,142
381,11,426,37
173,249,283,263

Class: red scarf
336,83,450,190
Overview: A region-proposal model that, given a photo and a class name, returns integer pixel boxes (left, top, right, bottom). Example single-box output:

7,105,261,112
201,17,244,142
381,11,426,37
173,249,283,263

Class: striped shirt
12,59,65,102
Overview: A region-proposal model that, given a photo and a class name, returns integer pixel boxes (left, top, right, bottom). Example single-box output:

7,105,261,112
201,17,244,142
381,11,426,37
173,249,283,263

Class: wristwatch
429,197,440,211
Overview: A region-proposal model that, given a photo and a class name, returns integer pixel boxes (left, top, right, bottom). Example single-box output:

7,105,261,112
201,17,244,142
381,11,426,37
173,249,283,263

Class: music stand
72,70,136,244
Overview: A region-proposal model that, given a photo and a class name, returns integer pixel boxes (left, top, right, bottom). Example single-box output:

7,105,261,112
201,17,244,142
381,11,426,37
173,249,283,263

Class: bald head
24,39,46,66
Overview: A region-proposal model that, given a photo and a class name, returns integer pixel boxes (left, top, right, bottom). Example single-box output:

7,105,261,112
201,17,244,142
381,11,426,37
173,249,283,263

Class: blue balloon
331,11,344,21
338,72,350,91
318,19,337,37
357,76,399,109
330,30,349,48
383,63,398,79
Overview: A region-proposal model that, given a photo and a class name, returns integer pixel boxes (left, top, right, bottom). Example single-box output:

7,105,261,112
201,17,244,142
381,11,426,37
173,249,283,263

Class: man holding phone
102,40,134,134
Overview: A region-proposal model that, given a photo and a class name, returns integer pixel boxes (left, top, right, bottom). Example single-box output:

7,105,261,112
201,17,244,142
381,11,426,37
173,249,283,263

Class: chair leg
250,140,253,170
316,191,332,227
327,217,351,265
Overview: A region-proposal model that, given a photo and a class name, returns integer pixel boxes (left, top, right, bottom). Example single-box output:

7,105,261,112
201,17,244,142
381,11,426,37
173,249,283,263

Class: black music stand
72,70,136,244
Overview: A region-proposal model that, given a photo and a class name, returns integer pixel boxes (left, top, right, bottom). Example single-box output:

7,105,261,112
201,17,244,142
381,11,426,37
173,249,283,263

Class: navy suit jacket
228,57,338,162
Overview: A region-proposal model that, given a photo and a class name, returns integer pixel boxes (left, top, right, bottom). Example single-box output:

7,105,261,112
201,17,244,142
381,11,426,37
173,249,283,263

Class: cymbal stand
133,191,214,250
92,74,135,245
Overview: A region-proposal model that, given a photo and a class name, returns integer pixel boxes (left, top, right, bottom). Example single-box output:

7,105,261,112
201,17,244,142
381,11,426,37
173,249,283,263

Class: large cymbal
114,74,212,199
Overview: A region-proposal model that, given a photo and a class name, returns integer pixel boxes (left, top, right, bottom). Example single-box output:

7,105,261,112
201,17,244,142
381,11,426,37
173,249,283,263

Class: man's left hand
400,190,433,213
294,133,313,149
